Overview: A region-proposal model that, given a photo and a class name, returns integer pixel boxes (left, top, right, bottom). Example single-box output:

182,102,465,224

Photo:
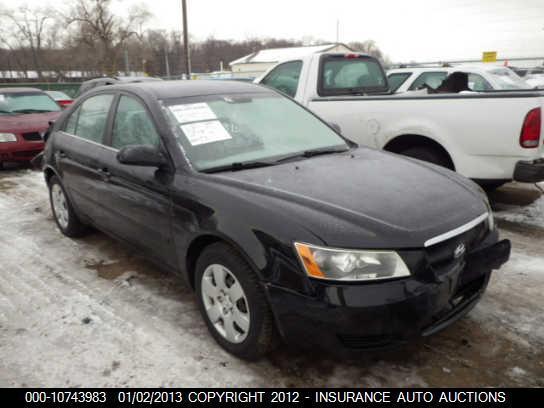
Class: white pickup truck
255,53,544,188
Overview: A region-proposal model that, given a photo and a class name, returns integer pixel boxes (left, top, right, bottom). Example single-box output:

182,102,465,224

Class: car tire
195,243,279,360
480,181,506,192
401,146,452,169
48,175,88,237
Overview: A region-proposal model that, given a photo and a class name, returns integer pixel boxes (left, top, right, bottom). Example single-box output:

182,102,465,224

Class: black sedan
42,80,510,359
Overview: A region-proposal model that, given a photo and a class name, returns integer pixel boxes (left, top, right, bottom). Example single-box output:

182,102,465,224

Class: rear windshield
0,92,60,115
318,55,388,96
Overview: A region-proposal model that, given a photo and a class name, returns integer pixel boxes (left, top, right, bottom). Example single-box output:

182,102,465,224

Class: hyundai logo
454,243,466,259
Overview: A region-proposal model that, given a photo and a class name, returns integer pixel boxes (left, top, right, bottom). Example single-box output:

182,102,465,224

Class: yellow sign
482,51,497,63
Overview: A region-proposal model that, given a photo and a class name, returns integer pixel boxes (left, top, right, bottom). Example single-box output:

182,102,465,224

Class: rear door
54,93,115,226
98,94,176,267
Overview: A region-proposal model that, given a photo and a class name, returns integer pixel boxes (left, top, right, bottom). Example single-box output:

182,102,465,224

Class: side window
387,73,412,92
111,96,160,149
261,61,303,97
64,107,80,134
468,73,492,91
409,72,448,90
72,94,114,143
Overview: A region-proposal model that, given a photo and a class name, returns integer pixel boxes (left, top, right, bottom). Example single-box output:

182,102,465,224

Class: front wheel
48,175,88,237
195,243,279,360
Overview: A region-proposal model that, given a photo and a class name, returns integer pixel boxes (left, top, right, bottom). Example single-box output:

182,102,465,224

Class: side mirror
117,145,167,168
329,122,342,134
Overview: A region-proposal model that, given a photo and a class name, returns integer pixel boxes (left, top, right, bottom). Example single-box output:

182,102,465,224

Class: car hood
213,148,488,248
0,111,61,133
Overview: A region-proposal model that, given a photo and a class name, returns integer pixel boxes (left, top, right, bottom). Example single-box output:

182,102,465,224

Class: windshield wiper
275,146,350,163
201,160,276,173
201,146,350,173
11,109,54,113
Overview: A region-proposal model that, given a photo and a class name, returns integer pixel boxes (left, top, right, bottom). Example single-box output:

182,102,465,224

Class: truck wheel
401,146,452,169
195,243,279,360
48,175,88,237
480,181,506,192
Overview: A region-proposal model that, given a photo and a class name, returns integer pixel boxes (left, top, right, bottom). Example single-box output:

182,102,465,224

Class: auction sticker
181,120,232,146
169,103,217,123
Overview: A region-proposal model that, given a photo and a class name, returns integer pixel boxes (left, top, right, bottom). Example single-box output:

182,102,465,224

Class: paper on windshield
0,95,5,102
181,120,232,146
169,103,217,123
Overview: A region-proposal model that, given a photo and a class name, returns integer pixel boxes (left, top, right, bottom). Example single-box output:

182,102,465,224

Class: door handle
57,150,67,159
97,167,111,180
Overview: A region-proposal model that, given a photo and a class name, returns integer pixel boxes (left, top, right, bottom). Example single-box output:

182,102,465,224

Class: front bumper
0,140,44,163
513,158,544,183
266,238,511,353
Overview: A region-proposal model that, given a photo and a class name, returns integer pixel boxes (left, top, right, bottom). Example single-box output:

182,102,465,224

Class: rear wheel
400,146,453,169
195,243,279,360
479,180,506,192
48,176,88,237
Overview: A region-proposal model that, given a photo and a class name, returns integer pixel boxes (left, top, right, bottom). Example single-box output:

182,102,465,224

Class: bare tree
65,0,151,75
348,40,389,65
0,4,56,79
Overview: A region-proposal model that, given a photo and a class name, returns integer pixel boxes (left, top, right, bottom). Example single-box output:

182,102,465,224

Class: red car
45,90,74,109
0,87,61,169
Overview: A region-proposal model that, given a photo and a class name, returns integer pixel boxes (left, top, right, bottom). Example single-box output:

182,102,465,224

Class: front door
98,94,176,268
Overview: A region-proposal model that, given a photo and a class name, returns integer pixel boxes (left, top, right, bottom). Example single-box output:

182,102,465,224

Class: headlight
0,133,17,142
294,242,411,282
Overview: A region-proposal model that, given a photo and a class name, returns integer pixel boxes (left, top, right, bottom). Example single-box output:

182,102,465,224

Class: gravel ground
0,168,543,387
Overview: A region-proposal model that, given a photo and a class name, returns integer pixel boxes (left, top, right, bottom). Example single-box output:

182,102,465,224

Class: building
229,43,353,78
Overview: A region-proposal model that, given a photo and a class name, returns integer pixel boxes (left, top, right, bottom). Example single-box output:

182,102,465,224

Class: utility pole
165,44,171,79
124,49,130,76
336,19,340,43
182,0,191,79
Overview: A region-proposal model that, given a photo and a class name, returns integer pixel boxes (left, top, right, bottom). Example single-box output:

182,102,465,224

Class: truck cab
256,53,544,187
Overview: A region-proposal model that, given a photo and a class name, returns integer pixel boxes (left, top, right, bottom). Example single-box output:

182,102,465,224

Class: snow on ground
0,169,543,387
493,182,544,229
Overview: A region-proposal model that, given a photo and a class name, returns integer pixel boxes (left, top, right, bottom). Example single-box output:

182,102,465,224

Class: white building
229,43,353,78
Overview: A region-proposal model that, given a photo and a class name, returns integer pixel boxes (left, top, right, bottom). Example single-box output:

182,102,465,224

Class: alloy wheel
51,183,69,229
200,264,250,344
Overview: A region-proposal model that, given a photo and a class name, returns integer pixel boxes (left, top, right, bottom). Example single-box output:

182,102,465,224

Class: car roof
388,67,451,74
0,87,45,94
100,80,274,99
116,76,163,82
82,77,117,84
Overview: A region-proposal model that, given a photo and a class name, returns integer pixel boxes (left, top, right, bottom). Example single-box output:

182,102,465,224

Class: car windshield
0,92,61,115
163,92,349,172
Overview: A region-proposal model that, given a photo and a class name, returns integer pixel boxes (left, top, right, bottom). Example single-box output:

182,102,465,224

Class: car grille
22,132,43,141
425,220,488,277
